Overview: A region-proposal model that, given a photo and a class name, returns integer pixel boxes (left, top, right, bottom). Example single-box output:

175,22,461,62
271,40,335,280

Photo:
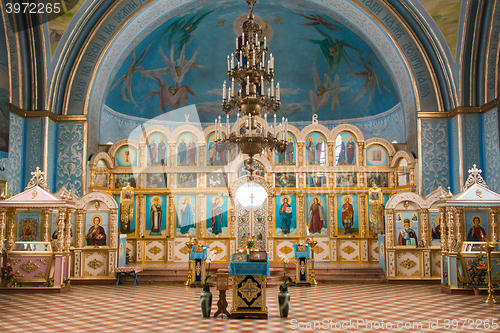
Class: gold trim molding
418,99,498,119
9,104,87,123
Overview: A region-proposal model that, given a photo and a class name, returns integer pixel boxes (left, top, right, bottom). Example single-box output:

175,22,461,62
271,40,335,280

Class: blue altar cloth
228,254,270,276
293,244,311,258
190,245,209,259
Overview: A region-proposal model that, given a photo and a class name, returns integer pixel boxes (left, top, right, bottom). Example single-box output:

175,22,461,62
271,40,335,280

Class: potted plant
200,276,213,317
200,250,216,317
278,277,295,318
467,254,488,295
278,254,290,281
1,259,14,288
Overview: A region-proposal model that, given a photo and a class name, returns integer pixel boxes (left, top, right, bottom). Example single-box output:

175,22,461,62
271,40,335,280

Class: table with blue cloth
293,244,311,285
190,245,209,284
228,253,270,319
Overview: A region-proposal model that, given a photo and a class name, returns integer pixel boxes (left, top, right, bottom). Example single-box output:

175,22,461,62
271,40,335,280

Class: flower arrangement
1,259,14,285
246,239,254,249
278,254,290,278
279,277,295,293
467,254,488,289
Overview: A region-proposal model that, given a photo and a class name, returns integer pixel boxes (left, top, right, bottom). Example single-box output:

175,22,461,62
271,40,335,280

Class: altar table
228,254,270,319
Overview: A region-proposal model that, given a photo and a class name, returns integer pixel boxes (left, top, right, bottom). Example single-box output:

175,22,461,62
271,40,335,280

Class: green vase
200,285,212,317
278,289,290,318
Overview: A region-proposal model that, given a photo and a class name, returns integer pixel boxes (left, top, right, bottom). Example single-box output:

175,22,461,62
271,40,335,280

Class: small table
113,267,143,286
228,254,270,319
293,244,311,286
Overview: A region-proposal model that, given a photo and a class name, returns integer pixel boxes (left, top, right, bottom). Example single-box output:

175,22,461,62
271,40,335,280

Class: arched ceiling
103,0,400,123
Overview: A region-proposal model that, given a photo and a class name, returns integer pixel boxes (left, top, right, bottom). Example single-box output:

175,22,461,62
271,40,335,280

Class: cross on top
25,166,49,191
250,193,255,205
463,163,489,191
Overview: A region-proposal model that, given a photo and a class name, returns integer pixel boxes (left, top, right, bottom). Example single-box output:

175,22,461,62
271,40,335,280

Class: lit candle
231,53,234,69
264,114,267,135
262,53,265,67
253,49,255,66
274,113,277,131
271,78,274,97
242,32,244,43
261,76,264,95
232,78,235,97
223,81,226,100
267,60,270,73
248,113,252,133
240,52,243,66
236,37,238,50
215,119,218,139
276,83,280,101
227,55,230,71
271,54,274,70
268,87,271,98
226,114,230,134
237,113,240,123
246,76,250,95
264,36,266,49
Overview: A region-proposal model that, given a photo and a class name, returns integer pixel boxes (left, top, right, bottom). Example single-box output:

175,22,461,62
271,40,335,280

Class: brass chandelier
214,0,288,174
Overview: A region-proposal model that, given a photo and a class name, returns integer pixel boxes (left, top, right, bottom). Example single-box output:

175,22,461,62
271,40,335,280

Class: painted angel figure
309,61,351,114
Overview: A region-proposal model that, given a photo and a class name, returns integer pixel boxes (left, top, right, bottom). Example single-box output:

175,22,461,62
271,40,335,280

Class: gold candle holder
185,237,196,286
482,242,499,304
307,237,318,285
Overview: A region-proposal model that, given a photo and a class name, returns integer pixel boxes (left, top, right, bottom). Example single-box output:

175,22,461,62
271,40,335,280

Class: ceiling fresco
104,0,399,126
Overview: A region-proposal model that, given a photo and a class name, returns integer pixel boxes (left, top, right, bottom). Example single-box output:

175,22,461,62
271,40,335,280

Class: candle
271,78,274,97
246,76,250,95
226,114,230,134
248,113,252,133
268,87,271,98
264,114,267,135
274,113,276,131
227,55,230,71
231,53,234,70
215,119,218,139
261,76,264,95
264,36,266,49
267,60,270,73
253,49,255,66
276,83,280,101
236,37,238,50
232,78,235,97
222,81,226,100
262,53,265,67
240,52,243,66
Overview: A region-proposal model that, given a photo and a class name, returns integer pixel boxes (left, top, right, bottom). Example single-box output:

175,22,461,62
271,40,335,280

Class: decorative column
137,195,144,238
139,143,146,168
328,195,336,237
419,209,429,247
327,142,335,167
490,208,498,242
446,207,455,253
198,144,206,167
267,196,274,237
199,173,206,189
75,209,85,248
359,194,367,238
5,208,16,251
57,208,67,252
89,167,95,187
409,165,416,186
229,196,235,237
454,208,463,242
110,208,118,249
169,143,176,167
389,172,396,188
358,172,365,188
65,209,74,252
0,208,6,256
108,173,114,189
297,142,304,166
439,207,448,252
385,209,394,248
358,142,364,166
41,209,51,242
198,194,206,238
297,193,305,238
168,194,175,238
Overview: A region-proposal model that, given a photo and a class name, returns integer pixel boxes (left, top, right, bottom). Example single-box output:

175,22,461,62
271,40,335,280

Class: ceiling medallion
214,0,288,175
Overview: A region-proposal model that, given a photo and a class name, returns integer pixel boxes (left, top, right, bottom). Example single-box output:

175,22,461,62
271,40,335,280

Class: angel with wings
309,61,352,114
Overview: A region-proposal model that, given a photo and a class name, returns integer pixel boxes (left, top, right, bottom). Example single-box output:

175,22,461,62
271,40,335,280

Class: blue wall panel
421,118,450,196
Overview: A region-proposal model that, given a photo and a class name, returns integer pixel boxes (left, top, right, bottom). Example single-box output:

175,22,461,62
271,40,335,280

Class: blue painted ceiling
104,0,399,125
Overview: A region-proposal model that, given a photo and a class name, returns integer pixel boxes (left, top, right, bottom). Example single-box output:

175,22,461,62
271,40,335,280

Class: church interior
1,0,500,330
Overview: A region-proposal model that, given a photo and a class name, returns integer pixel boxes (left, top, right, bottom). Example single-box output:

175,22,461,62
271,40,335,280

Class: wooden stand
230,275,268,319
214,290,230,318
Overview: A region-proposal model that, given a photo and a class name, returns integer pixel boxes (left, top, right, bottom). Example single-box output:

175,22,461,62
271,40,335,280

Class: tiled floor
1,284,499,332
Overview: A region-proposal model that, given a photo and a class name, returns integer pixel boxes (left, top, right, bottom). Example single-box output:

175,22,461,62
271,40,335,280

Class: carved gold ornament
97,270,107,277
342,245,355,255
34,270,45,278
21,261,39,273
400,258,417,270
149,246,162,255
313,246,324,254
493,259,500,266
14,271,25,277
435,261,441,268
373,247,379,254
11,259,21,265
146,256,152,261
280,245,293,255
88,259,104,269
492,272,499,279
212,246,224,255
239,280,260,302
179,246,190,255
38,258,48,265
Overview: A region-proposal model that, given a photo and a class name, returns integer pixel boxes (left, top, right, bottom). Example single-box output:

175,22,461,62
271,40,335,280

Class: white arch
89,152,114,168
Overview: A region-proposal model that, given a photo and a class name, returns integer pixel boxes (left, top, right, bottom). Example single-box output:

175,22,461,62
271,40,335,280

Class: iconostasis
87,121,417,265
